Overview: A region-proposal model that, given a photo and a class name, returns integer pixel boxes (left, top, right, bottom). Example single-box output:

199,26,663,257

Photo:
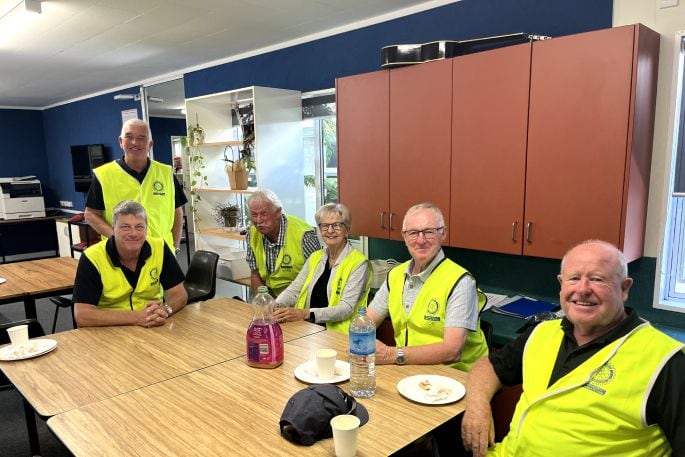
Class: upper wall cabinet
337,60,452,240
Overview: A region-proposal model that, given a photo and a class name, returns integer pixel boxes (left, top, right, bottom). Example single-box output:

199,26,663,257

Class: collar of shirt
324,240,352,267
106,236,152,271
117,156,150,183
560,306,641,348
404,249,445,284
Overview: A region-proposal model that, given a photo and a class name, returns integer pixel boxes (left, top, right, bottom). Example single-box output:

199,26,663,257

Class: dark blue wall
0,108,48,188
149,117,187,166
185,0,612,97
41,89,140,209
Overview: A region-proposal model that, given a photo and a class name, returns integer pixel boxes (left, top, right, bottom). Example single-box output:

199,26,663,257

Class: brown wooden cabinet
339,24,659,262
337,60,452,240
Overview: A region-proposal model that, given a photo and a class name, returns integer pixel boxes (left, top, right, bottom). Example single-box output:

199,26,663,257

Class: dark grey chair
48,296,76,333
184,250,219,303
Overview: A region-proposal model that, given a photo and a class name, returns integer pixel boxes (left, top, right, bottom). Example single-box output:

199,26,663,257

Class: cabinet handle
389,212,395,231
380,212,386,229
526,221,533,243
511,221,518,242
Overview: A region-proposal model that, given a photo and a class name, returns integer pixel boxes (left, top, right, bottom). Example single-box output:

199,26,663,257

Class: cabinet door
524,26,636,258
389,60,452,240
450,44,531,253
337,71,390,239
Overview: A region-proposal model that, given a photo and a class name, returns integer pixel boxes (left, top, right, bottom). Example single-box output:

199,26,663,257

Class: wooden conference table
0,256,78,319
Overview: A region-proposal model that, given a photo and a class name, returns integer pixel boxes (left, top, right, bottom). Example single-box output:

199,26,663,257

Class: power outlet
60,200,73,208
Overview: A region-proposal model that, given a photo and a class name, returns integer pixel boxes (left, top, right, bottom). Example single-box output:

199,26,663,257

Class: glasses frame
318,222,347,232
401,226,445,241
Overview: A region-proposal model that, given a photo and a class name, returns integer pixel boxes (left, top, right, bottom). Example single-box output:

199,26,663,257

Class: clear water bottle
246,286,284,368
349,306,376,397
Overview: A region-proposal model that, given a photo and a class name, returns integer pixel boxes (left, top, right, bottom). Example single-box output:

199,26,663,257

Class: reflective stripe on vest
294,248,370,334
387,258,488,371
490,321,684,457
84,237,165,311
249,214,312,296
95,160,175,248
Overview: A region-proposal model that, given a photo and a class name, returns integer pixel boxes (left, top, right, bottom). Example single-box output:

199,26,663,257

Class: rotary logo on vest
281,254,293,271
152,181,166,196
424,298,441,323
584,362,615,395
149,267,160,287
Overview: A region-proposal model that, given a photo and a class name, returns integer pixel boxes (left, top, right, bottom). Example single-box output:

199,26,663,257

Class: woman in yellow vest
274,203,370,334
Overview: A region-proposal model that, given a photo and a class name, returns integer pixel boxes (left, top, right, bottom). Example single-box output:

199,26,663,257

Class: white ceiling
0,0,452,111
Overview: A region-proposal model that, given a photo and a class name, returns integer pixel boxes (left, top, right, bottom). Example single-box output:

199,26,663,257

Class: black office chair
184,250,219,303
48,296,77,333
480,319,493,349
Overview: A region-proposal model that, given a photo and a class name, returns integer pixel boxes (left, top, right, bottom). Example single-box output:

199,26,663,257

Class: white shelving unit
184,86,304,259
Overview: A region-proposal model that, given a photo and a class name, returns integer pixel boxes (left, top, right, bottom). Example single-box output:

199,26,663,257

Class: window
657,31,685,312
302,91,337,225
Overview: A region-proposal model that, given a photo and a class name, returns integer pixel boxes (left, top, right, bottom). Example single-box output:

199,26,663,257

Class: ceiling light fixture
113,94,163,103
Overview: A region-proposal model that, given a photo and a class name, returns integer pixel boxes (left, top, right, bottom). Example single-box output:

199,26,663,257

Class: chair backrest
480,319,493,349
184,250,220,303
0,319,46,345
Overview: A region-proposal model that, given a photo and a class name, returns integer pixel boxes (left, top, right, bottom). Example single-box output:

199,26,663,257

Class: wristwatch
175,246,181,255
308,311,316,323
163,303,173,316
396,347,406,365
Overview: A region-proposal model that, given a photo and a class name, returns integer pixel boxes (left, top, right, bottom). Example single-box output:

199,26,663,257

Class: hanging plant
180,114,208,214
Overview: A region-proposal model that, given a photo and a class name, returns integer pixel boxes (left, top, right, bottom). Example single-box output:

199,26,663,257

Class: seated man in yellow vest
73,200,188,327
367,202,489,372
461,240,685,457
246,189,321,296
84,118,188,254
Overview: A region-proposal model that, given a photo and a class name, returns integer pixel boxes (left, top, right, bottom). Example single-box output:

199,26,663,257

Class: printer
0,177,46,219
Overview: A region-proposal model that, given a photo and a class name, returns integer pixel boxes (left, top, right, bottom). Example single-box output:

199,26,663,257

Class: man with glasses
73,200,187,327
246,189,321,296
367,202,488,371
85,118,187,254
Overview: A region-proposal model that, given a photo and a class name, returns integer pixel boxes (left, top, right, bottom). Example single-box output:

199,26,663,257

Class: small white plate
0,339,58,361
294,360,350,384
397,374,465,405
0,277,6,284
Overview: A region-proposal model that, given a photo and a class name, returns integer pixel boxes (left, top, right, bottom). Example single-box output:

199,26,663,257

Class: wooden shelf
192,187,255,194
200,140,243,147
198,228,246,240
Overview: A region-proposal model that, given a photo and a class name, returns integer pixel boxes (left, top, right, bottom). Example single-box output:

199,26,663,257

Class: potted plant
180,115,208,205
214,202,241,228
232,103,256,187
222,145,249,190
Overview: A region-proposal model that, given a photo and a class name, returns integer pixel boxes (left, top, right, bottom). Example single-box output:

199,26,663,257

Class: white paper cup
316,348,337,380
7,324,29,347
330,414,360,457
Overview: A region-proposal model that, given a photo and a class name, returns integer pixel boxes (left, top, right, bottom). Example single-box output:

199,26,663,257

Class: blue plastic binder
490,296,559,319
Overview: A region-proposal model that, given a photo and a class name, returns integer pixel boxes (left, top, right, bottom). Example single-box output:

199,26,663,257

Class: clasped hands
273,307,308,323
138,301,171,328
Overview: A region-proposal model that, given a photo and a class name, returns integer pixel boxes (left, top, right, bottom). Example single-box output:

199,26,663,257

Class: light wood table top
0,297,323,416
0,257,78,296
49,330,467,456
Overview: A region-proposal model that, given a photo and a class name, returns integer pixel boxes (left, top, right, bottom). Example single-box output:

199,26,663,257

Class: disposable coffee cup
330,414,360,457
316,348,337,380
7,325,29,347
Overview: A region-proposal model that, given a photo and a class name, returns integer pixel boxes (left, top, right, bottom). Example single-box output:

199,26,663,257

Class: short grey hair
402,203,445,230
315,203,351,228
560,239,628,280
112,200,147,226
247,188,282,212
120,118,152,142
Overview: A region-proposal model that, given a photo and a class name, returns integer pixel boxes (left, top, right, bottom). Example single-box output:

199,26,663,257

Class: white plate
397,374,465,405
294,360,350,384
0,339,58,361
0,277,6,284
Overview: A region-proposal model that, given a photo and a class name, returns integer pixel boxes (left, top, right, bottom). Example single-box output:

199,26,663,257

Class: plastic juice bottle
246,286,284,368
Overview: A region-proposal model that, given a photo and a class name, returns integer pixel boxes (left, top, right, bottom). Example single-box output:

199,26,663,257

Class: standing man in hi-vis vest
246,189,321,297
461,240,685,457
85,118,187,255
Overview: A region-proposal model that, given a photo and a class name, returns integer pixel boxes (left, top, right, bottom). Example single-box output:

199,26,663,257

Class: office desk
48,330,466,456
0,297,323,418
0,257,78,319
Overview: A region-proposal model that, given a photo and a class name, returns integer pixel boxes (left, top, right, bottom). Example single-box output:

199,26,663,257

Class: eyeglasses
402,227,444,241
318,222,346,232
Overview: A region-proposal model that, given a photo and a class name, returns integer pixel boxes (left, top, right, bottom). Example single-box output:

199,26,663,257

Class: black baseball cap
279,384,369,446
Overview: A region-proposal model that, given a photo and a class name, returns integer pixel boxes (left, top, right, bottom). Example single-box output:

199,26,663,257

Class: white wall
613,1,685,257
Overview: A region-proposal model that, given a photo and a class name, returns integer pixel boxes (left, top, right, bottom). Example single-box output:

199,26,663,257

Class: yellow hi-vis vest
294,248,370,334
250,214,313,296
95,160,176,249
84,237,165,311
387,258,488,372
490,320,684,457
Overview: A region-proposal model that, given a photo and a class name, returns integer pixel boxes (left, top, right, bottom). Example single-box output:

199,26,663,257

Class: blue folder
491,296,559,319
